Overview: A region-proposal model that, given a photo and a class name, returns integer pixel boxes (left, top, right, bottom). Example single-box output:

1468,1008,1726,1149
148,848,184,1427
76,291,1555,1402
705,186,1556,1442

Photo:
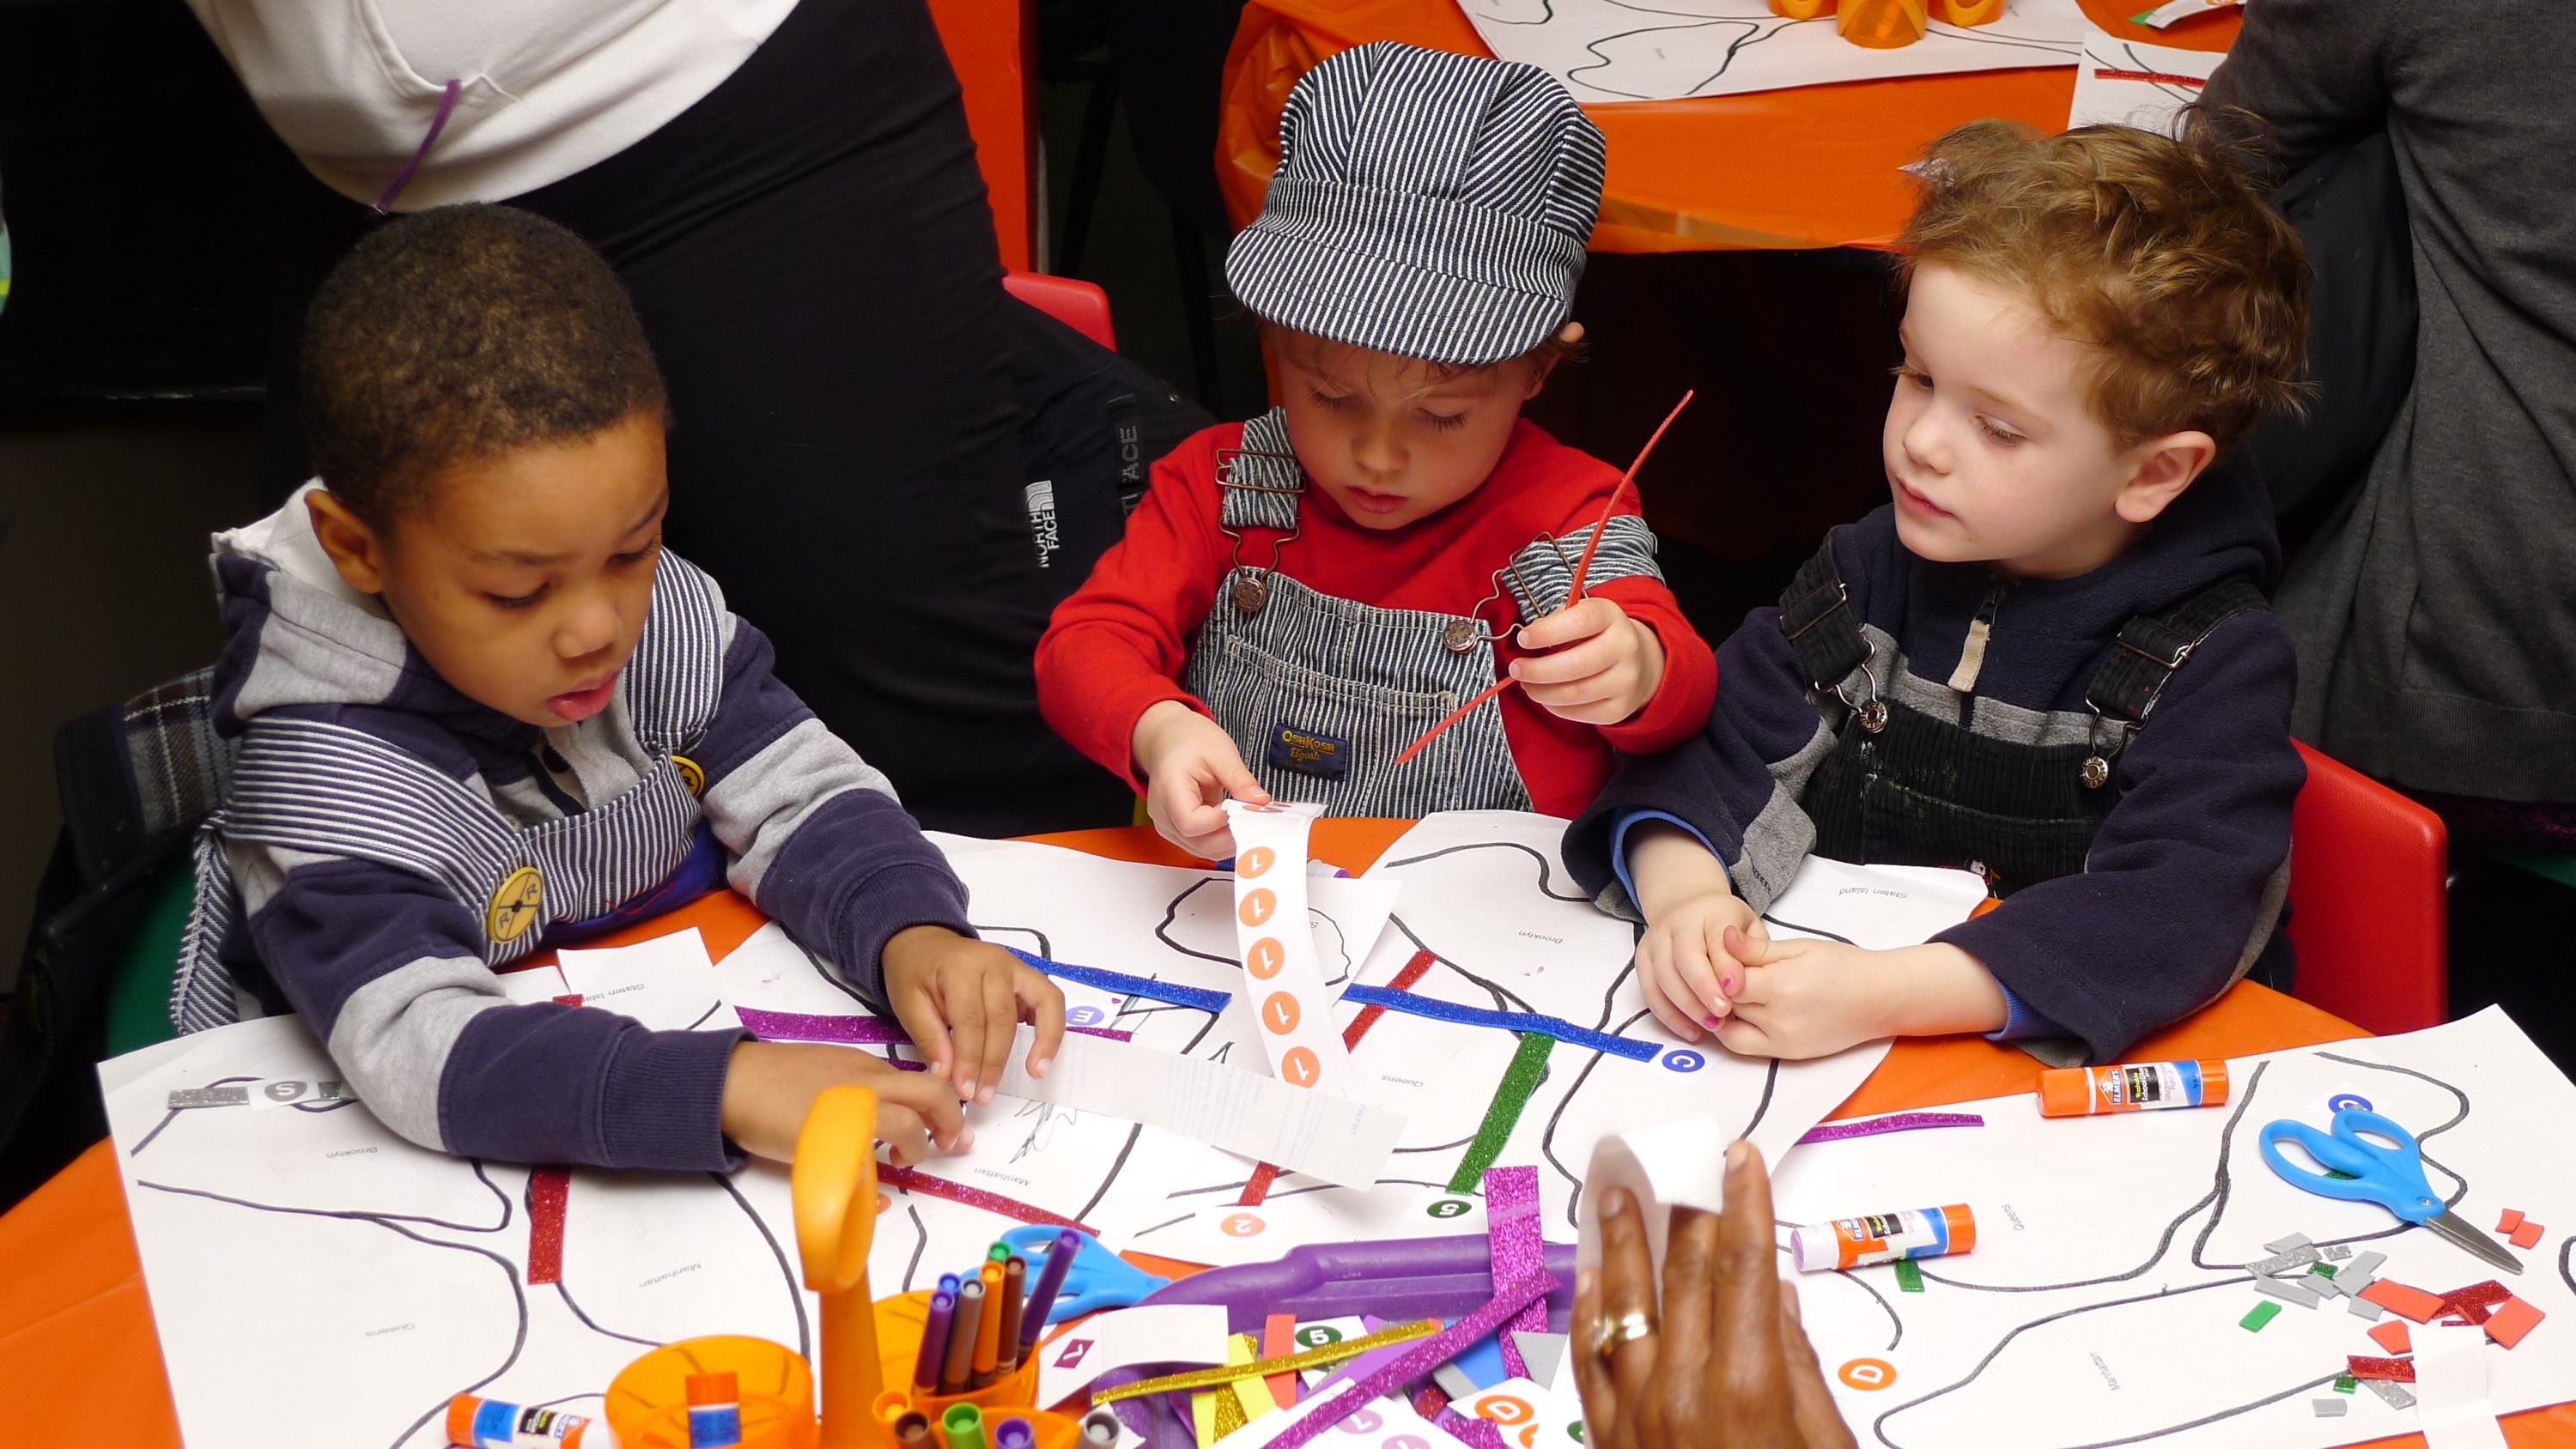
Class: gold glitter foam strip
1092,1318,1442,1405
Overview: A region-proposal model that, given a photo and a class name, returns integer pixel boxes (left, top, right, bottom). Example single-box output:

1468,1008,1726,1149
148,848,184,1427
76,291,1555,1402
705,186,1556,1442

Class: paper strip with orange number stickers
1222,801,1358,1097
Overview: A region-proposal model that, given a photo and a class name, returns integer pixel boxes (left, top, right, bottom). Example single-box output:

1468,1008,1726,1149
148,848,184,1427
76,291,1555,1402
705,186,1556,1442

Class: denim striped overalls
1183,408,1665,817
170,555,732,1033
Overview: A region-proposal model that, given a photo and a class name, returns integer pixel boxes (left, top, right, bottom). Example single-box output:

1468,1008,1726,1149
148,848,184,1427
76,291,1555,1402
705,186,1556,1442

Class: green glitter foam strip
1448,1033,1555,1194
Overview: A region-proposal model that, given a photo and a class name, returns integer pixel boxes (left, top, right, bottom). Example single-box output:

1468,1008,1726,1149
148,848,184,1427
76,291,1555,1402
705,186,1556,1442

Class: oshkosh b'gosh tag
1267,724,1351,781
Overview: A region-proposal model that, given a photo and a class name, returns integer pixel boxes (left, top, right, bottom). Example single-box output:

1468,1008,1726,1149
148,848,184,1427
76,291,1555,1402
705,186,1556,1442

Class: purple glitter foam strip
1442,1415,1509,1449
1484,1166,1544,1381
1795,1111,1984,1145
736,1008,1131,1046
1261,1271,1558,1449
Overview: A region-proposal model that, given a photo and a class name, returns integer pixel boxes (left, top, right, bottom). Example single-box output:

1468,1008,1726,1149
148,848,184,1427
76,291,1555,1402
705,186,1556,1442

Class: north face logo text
1024,479,1061,569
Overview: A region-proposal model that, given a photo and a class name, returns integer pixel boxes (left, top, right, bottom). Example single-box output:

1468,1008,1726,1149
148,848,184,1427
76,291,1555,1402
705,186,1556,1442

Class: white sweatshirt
185,0,798,210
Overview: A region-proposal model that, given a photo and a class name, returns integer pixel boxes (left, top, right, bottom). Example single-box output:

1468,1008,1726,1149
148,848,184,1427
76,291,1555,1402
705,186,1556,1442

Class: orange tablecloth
3,821,2567,1446
1218,0,2239,250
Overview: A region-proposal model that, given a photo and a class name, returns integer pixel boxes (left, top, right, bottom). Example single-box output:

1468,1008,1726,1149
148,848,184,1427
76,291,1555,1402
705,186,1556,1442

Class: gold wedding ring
1590,1307,1656,1359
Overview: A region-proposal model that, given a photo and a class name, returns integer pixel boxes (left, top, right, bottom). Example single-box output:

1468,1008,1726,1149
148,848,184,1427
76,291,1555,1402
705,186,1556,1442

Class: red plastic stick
1388,391,1695,769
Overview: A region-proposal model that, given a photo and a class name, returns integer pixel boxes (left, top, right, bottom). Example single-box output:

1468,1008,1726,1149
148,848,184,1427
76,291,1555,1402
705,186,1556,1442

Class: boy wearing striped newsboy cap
1039,43,1716,857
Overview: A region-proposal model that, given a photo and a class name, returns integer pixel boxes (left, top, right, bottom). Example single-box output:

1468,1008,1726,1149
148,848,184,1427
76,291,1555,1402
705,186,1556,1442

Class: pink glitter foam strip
1442,1416,1509,1449
879,1163,1100,1237
735,1007,1132,1047
1262,1271,1559,1449
1484,1166,1544,1380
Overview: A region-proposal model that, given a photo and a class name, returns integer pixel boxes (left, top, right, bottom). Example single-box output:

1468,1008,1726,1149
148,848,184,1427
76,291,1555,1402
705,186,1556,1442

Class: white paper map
1771,1008,2576,1448
1458,0,2085,104
100,816,1988,1446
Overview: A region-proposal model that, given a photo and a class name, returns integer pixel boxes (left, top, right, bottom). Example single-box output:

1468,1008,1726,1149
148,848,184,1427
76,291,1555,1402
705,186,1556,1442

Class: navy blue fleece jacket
1564,462,2304,1063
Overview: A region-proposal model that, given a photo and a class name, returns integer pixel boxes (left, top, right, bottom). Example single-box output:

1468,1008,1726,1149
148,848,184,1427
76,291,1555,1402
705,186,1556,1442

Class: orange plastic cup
605,1336,818,1449
1838,0,1929,47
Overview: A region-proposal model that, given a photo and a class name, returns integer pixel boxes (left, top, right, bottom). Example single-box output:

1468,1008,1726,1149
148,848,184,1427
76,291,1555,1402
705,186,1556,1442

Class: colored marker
1081,1408,1121,1446
1019,1228,1083,1348
914,1290,957,1391
942,1403,990,1449
993,1417,1036,1449
684,1372,742,1449
447,1394,611,1447
939,1271,963,1298
2038,1059,2230,1117
971,1262,1006,1385
1792,1205,1975,1272
939,1280,986,1394
894,1413,935,1449
993,1257,1029,1373
987,1242,1012,1265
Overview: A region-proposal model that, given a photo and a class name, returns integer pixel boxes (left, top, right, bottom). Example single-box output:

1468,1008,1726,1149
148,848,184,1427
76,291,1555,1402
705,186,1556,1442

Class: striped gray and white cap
1226,42,1606,367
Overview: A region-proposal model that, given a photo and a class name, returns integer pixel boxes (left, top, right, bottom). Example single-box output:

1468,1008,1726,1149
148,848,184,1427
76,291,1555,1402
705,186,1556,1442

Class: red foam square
2348,1355,2416,1382
2366,1320,2412,1355
2509,1219,2545,1250
2359,1279,2446,1323
2497,1208,2525,1234
2487,1296,2545,1349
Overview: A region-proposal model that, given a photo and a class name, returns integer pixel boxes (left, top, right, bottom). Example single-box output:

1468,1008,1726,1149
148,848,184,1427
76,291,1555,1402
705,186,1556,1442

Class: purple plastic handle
1090,1236,1577,1444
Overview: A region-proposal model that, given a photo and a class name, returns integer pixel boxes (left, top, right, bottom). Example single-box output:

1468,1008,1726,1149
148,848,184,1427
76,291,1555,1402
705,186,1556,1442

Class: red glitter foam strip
2093,67,2209,87
2348,1355,2415,1383
881,1163,1099,1236
1240,950,1439,1207
526,1168,572,1285
2439,1280,2512,1315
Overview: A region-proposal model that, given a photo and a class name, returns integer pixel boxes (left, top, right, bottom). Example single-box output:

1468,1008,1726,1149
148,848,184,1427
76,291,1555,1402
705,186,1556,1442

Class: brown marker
993,1256,1029,1374
939,1280,984,1394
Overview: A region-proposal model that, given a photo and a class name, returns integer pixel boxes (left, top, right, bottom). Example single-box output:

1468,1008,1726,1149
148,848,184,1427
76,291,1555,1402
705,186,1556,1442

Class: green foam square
1894,1259,1925,1294
2241,1300,2282,1331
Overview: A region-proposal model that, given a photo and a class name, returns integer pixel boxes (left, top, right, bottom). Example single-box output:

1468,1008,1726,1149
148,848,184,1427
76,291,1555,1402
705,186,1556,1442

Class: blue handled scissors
999,1225,1172,1322
2257,1108,2520,1275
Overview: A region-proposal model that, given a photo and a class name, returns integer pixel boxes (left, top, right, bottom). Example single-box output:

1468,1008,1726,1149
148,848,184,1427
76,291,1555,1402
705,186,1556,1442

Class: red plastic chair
1003,270,1118,351
2282,740,2448,1035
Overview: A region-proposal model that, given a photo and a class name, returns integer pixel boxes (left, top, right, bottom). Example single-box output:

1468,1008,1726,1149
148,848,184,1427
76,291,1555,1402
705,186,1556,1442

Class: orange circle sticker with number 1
1281,1047,1321,1087
1239,888,1278,928
1248,937,1286,979
1238,846,1275,878
1262,991,1302,1034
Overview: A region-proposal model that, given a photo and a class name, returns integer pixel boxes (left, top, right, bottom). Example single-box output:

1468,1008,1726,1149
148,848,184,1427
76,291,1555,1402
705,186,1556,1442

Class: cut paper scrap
2416,1343,2512,1449
990,1023,1406,1189
1458,0,2086,105
1035,1304,1232,1406
1576,1117,1736,1275
1224,801,1358,1094
2067,22,2224,134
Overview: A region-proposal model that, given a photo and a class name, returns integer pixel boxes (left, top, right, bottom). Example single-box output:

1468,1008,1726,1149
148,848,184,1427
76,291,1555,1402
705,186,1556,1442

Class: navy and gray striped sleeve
693,615,974,1007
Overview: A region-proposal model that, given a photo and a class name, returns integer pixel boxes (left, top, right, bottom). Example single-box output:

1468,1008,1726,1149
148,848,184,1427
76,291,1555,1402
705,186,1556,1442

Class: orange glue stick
2038,1059,2228,1118
1791,1205,1974,1272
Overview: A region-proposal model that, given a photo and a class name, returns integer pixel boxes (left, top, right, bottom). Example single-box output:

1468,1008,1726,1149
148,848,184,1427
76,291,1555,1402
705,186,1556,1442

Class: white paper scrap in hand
1035,1303,1232,1407
2417,1344,2512,1449
991,1024,1405,1189
1575,1117,1734,1276
1222,800,1358,1094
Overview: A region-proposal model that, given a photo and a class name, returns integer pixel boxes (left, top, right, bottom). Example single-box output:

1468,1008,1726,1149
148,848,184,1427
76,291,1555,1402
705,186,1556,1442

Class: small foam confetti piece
2335,1373,2358,1393
2326,1244,2354,1260
2265,1233,2313,1253
2497,1208,2524,1234
2509,1219,2545,1250
2257,1276,2324,1307
2348,1296,2385,1320
2359,1279,2445,1323
2241,1301,2282,1331
2348,1355,2415,1383
2362,1378,2417,1410
2308,1261,2339,1276
2346,1250,2386,1278
2487,1296,2545,1349
2367,1320,2412,1355
2312,1398,2348,1418
1894,1259,1925,1293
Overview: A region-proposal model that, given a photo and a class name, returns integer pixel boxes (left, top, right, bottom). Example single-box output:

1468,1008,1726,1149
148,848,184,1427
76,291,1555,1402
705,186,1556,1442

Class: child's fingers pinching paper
1018,966,1066,1078
1636,937,1704,1042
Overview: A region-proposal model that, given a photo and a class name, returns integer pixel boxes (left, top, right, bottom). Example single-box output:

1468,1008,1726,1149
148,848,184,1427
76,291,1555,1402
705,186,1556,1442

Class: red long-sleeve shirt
1036,418,1719,819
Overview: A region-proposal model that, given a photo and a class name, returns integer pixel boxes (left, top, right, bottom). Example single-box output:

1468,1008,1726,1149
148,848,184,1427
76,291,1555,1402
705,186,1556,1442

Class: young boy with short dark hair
180,204,1061,1169
1565,119,2312,1065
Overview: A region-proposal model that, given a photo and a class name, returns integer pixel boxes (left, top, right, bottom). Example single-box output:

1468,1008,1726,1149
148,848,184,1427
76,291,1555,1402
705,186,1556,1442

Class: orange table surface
3,821,2567,1446
1219,0,2240,251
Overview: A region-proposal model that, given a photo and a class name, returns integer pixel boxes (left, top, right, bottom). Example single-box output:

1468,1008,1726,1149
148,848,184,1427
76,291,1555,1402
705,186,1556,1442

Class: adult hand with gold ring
1571,1139,1856,1449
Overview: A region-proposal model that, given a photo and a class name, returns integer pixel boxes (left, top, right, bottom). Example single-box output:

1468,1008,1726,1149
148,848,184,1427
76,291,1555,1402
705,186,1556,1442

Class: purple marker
914,1290,957,1391
1018,1228,1083,1349
993,1417,1036,1449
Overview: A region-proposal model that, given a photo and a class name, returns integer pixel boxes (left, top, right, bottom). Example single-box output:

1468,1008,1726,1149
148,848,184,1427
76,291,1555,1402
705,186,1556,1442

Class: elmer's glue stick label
2037,1059,2228,1117
447,1394,608,1448
1791,1205,1975,1272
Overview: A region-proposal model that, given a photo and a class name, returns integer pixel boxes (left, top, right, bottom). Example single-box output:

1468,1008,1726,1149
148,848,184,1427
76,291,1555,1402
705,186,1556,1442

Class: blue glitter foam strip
1336,985,1659,1061
1002,946,1231,1015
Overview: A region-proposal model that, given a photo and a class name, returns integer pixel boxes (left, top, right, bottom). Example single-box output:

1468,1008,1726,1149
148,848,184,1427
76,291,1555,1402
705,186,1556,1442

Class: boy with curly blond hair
1564,118,2312,1066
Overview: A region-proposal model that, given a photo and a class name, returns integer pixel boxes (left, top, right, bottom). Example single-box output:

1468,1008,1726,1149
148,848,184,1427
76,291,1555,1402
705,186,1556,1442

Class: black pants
260,0,1125,836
